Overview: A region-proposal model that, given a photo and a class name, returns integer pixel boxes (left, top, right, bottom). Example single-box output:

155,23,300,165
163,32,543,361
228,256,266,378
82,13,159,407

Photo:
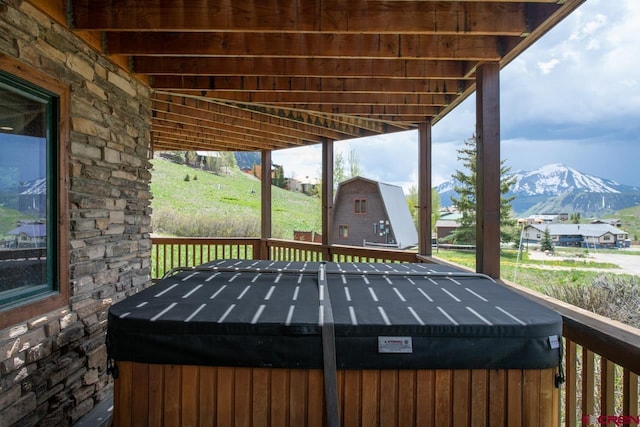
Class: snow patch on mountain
435,163,640,215
509,163,624,195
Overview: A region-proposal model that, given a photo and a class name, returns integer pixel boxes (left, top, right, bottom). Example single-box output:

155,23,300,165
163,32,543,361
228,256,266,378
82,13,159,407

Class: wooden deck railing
502,280,640,426
150,237,640,426
150,237,260,279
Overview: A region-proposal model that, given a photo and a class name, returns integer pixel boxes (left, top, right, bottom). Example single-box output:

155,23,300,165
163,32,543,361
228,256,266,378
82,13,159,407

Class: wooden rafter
21,0,584,151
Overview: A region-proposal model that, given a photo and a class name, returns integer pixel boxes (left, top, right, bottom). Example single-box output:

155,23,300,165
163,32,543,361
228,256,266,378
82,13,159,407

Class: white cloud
537,58,560,75
570,13,608,40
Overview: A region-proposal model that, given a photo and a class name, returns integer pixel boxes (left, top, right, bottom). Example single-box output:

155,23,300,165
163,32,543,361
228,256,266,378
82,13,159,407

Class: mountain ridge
437,163,640,216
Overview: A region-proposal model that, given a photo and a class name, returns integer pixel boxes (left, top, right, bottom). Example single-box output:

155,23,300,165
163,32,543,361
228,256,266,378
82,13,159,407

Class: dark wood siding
333,179,394,246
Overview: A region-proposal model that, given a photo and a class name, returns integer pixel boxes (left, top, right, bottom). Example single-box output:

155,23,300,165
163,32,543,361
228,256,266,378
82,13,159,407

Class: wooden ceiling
35,0,584,152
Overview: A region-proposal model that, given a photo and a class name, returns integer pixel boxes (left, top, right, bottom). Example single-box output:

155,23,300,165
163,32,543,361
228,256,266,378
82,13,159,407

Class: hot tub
107,260,562,426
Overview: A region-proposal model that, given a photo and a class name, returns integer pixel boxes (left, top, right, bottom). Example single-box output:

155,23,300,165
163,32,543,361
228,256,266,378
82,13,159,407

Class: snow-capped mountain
509,163,632,196
19,178,47,195
436,163,640,216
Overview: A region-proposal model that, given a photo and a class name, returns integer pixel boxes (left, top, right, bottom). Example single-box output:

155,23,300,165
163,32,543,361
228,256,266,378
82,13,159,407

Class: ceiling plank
153,109,322,143
106,33,507,61
152,123,300,149
259,104,442,116
151,76,471,94
72,0,536,36
135,57,470,79
152,93,392,137
188,92,451,106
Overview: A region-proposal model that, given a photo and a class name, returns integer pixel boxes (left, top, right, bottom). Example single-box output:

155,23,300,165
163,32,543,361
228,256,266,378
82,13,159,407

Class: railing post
581,349,595,422
418,121,432,256
322,138,334,261
623,369,638,423
600,358,615,418
565,339,577,427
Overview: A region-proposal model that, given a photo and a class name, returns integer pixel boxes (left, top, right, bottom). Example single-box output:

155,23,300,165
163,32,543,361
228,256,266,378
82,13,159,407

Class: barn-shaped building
333,177,418,249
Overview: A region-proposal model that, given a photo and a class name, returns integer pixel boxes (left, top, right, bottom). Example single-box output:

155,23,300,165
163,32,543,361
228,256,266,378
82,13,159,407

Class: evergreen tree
447,134,517,245
540,226,554,252
272,165,286,188
570,212,581,224
185,151,198,167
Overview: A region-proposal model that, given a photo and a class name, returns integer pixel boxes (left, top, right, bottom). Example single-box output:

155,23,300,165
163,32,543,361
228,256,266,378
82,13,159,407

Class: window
339,225,349,238
603,235,611,241
0,57,69,328
354,198,367,214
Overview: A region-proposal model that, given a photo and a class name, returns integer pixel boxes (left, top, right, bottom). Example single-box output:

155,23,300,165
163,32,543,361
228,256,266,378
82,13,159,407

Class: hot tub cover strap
318,262,341,427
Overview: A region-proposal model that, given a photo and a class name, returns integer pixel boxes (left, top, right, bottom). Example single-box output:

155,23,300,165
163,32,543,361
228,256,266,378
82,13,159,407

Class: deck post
418,121,433,256
322,139,334,261
475,63,501,278
261,149,272,260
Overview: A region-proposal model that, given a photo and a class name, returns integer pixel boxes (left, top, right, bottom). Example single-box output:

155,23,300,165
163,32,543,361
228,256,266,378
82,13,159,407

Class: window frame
354,198,367,214
0,55,69,329
338,224,349,238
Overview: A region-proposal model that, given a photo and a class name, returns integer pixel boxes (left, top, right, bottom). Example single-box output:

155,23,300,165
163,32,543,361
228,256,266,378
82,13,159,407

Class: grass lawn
150,157,321,239
432,248,629,293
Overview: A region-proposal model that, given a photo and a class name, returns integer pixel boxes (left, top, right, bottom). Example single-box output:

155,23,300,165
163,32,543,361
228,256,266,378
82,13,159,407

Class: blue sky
273,0,640,190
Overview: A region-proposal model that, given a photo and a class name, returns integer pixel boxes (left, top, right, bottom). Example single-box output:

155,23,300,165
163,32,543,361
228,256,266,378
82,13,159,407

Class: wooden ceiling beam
106,33,508,61
135,57,470,79
152,138,223,152
192,92,452,106
267,104,441,116
151,110,317,146
71,1,539,36
152,93,384,139
152,136,268,153
152,133,265,152
151,76,471,94
152,126,283,151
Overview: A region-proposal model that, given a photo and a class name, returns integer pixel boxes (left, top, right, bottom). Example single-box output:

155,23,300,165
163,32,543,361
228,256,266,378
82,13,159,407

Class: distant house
591,218,623,228
523,223,630,249
6,222,47,248
332,177,418,249
287,176,319,195
435,211,462,241
195,151,221,171
520,213,569,225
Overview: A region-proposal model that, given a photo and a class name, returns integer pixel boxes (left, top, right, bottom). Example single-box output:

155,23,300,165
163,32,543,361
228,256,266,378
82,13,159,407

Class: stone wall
0,1,152,425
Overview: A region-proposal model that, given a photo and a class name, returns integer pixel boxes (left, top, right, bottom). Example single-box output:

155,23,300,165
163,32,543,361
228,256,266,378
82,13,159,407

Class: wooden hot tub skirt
112,361,558,427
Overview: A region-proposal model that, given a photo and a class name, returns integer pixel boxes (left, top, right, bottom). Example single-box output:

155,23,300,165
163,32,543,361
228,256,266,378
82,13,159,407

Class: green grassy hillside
610,204,640,241
150,157,321,239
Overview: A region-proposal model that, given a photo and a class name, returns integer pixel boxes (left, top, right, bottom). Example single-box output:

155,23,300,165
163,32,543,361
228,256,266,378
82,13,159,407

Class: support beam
418,121,433,256
261,150,272,259
322,139,334,261
475,63,501,278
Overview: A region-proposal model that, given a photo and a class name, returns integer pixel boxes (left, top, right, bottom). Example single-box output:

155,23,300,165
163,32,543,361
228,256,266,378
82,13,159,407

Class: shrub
184,174,190,182
544,275,640,328
152,208,260,237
